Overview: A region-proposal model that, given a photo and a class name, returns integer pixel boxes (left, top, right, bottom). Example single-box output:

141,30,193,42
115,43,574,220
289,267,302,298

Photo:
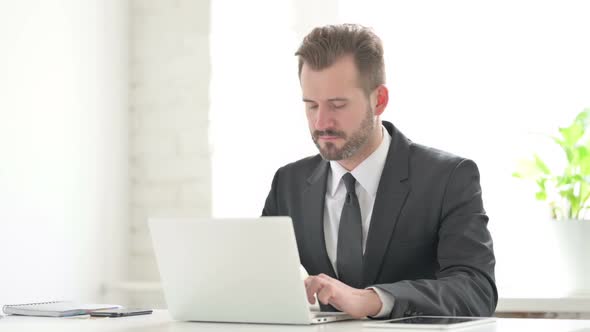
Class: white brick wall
129,0,211,307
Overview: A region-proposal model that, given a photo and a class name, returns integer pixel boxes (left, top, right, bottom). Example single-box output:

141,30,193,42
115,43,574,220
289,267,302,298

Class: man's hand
304,273,382,318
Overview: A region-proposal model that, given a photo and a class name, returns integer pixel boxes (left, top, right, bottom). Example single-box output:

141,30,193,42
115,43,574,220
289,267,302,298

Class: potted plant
513,108,590,295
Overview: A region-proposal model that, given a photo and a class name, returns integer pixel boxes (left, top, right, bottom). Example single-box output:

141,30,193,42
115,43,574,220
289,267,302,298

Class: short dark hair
295,24,385,95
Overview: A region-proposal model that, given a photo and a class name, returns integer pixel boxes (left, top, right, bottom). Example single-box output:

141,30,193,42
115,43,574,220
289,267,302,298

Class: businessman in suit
262,24,497,319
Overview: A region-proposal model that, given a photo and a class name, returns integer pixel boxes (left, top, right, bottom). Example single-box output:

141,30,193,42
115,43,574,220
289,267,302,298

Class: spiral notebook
2,301,121,317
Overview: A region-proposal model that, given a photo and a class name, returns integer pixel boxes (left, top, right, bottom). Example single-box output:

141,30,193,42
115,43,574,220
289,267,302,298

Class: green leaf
574,108,590,127
559,122,584,147
579,146,590,174
537,178,547,191
514,159,544,179
552,136,566,149
535,191,547,200
533,154,551,174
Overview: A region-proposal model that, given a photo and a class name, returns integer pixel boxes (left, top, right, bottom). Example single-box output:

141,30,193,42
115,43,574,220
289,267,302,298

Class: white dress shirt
323,125,394,318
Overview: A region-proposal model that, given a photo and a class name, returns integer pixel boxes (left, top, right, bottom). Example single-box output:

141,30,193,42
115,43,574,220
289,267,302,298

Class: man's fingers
316,283,334,305
306,274,363,316
305,276,327,304
305,279,315,304
304,276,317,303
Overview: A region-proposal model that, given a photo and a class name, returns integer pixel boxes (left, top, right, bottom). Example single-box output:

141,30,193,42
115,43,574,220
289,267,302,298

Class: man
262,24,497,319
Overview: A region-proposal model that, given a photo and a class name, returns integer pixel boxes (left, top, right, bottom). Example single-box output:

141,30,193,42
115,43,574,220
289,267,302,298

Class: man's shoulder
407,141,474,176
409,142,465,165
401,142,481,192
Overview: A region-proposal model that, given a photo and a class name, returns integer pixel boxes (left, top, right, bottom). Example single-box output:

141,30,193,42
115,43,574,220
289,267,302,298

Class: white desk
106,281,590,316
497,295,590,313
1,310,589,332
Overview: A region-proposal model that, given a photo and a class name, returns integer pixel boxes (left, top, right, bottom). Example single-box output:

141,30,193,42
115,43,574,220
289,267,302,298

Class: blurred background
1,0,589,317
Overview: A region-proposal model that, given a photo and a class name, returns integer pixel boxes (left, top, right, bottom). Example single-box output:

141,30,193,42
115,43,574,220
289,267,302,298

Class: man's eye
332,104,346,109
307,105,318,110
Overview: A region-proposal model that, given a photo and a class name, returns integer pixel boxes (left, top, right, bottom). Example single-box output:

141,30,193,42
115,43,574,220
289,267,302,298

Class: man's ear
374,85,389,116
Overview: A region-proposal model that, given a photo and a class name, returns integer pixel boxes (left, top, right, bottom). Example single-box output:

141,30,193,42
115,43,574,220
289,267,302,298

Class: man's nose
314,105,333,131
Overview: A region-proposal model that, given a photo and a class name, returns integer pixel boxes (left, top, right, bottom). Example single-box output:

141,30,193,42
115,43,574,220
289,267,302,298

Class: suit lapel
363,121,411,286
302,160,337,278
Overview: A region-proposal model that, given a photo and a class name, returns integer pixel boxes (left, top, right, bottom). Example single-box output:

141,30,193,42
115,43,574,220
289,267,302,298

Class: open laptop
148,217,352,325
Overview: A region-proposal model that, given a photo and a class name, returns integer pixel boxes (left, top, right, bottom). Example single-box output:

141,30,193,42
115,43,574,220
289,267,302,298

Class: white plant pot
551,220,590,295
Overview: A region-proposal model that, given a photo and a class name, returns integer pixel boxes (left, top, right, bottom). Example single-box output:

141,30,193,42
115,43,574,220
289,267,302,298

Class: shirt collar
328,125,391,197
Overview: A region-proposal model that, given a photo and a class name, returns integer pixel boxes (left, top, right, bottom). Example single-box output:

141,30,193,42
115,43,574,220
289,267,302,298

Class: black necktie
336,172,364,288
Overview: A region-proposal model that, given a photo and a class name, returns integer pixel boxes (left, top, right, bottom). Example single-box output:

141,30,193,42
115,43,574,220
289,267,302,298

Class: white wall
128,0,211,307
0,0,128,304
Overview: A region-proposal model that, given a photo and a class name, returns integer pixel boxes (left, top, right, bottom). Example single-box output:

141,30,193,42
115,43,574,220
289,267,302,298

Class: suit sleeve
261,169,280,216
372,159,498,318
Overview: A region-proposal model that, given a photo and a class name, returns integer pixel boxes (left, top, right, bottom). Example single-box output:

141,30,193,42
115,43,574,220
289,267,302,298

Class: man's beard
311,107,375,161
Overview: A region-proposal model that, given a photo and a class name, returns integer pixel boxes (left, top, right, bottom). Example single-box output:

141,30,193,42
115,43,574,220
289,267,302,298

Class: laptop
148,217,352,325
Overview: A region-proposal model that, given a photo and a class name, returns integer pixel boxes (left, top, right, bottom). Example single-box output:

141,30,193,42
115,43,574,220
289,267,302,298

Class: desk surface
108,281,590,313
1,310,589,332
497,295,590,313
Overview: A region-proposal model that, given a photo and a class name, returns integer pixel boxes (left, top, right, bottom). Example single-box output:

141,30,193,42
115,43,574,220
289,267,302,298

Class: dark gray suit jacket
262,121,497,318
